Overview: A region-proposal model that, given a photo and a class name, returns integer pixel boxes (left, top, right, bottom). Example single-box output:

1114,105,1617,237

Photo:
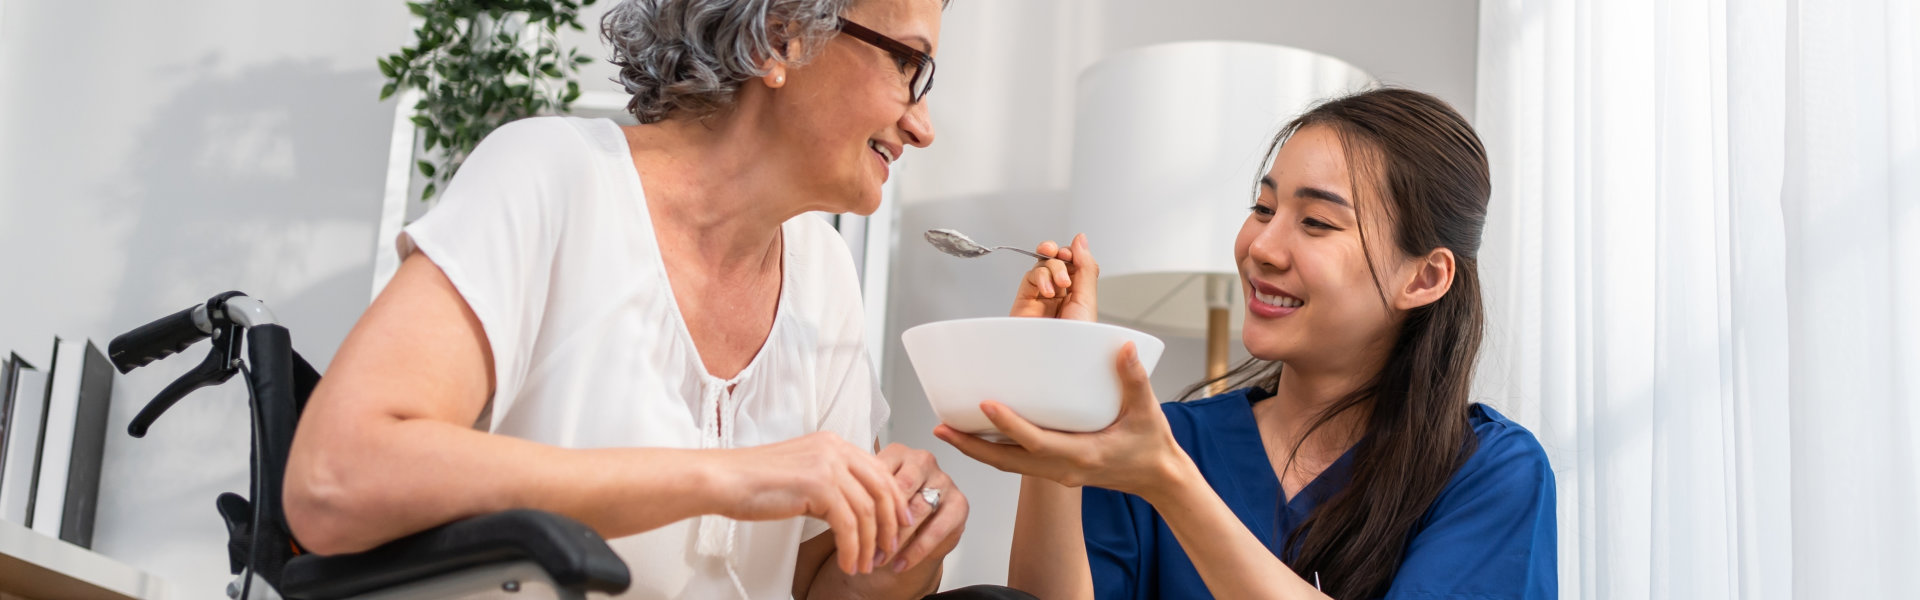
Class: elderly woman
282,0,966,598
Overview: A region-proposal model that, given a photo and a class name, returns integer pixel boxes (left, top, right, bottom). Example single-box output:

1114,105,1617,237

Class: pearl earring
774,74,785,85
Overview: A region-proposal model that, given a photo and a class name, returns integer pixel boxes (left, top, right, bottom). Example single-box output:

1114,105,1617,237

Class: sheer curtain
1473,0,1917,597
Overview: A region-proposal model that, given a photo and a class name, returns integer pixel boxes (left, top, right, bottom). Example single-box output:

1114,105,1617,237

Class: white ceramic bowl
901,317,1165,442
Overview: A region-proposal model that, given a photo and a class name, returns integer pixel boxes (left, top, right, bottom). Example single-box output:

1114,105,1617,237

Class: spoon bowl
925,229,1070,263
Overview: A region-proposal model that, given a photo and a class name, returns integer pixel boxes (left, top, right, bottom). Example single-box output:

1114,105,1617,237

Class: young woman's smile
1246,277,1303,319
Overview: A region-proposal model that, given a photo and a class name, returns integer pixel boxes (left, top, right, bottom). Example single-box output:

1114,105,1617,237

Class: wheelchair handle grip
109,305,212,373
128,358,230,438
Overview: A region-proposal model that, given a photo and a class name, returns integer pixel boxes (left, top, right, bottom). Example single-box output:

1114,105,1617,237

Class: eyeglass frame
835,17,936,104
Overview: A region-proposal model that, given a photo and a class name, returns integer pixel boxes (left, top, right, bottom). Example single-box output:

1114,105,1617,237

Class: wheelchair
111,291,629,599
112,291,1039,600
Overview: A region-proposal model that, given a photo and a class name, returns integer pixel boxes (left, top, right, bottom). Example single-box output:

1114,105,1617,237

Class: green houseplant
379,0,601,201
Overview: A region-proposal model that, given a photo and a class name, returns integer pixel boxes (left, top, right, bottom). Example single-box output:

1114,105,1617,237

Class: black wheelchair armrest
277,509,631,599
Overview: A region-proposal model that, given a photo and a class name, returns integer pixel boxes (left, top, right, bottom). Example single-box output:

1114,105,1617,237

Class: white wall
876,0,1481,589
0,1,406,595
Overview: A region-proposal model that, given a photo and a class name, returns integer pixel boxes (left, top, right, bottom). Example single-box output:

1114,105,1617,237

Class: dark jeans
923,585,1042,600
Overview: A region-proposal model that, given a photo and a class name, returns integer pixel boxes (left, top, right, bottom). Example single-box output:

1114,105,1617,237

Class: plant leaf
386,0,602,195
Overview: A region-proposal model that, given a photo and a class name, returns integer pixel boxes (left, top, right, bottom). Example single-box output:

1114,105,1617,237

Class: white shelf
0,519,164,599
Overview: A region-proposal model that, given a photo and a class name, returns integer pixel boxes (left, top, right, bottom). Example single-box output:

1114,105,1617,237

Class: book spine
59,341,114,548
31,338,79,538
0,358,47,526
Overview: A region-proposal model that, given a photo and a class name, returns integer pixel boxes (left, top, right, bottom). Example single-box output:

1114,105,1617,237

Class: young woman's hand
934,343,1191,501
1009,233,1099,322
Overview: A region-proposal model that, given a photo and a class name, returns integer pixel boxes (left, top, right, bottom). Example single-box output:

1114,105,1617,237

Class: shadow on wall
98,53,387,352
85,55,389,596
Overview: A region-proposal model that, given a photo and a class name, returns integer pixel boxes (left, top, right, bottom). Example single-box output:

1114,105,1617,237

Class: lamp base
1206,307,1229,395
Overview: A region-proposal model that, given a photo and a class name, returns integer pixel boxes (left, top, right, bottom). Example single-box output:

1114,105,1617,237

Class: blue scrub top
1083,388,1556,599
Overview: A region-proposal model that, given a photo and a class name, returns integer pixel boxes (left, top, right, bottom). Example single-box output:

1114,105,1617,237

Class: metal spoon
924,229,1071,263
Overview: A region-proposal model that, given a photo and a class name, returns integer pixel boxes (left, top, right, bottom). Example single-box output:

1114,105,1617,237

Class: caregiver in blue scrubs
936,88,1556,599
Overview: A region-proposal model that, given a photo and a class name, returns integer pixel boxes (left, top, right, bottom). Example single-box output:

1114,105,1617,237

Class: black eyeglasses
836,17,936,104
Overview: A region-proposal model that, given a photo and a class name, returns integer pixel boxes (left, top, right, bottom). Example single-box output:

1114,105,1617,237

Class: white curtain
1473,0,1917,598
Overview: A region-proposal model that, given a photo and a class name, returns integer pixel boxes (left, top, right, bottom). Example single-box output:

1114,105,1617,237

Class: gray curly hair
602,0,855,123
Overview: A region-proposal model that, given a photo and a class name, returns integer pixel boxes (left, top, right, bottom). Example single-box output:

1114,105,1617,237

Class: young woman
937,88,1556,599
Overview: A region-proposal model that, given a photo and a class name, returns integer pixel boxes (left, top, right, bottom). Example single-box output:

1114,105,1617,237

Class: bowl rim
901,316,1166,345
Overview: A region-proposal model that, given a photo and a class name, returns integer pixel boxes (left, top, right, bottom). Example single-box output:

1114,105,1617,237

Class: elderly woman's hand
1009,233,1099,321
715,432,906,575
933,343,1190,501
874,444,967,573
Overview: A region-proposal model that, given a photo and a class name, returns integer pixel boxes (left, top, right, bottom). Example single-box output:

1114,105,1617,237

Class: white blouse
398,116,888,599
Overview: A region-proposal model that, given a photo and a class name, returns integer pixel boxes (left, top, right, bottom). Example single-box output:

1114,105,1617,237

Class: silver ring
918,487,942,512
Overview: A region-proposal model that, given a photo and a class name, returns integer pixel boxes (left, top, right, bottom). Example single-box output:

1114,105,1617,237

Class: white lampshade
1068,42,1374,338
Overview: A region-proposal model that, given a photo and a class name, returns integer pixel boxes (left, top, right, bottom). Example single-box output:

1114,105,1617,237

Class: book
33,338,115,548
0,355,17,466
0,352,48,526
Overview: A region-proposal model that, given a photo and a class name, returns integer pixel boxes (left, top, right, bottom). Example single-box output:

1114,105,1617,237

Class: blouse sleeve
396,118,579,429
1383,426,1558,600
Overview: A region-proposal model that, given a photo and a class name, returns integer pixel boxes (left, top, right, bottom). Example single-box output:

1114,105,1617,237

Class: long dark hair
1178,88,1491,598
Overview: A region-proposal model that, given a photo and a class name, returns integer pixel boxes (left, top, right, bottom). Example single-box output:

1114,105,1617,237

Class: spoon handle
996,246,1073,264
